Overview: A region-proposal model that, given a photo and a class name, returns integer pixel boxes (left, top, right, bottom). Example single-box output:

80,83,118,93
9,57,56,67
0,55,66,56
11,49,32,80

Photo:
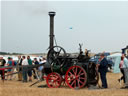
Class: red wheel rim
65,66,87,89
46,72,62,88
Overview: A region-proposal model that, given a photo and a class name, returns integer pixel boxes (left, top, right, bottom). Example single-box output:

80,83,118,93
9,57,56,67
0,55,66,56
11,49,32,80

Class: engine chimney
49,11,56,49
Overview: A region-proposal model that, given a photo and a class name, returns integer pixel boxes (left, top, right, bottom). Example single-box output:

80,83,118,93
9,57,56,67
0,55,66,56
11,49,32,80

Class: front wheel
46,72,62,88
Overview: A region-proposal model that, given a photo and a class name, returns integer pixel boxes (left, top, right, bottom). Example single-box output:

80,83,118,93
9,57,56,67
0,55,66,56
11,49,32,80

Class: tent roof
108,53,122,57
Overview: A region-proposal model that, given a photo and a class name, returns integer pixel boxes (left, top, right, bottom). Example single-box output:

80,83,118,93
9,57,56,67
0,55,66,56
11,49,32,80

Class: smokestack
49,11,56,49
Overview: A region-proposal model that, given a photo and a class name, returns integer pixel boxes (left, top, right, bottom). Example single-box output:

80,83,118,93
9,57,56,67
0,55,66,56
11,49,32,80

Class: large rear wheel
65,65,87,89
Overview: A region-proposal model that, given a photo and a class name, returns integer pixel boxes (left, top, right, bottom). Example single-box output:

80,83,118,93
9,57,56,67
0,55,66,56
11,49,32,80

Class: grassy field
0,72,128,96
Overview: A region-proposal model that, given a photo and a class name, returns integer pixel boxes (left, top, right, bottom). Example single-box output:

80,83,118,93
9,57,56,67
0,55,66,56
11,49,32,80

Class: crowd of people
0,56,46,83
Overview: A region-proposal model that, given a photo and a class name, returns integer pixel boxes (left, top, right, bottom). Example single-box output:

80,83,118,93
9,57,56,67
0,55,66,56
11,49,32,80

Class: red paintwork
65,65,87,89
46,72,62,88
0,67,12,82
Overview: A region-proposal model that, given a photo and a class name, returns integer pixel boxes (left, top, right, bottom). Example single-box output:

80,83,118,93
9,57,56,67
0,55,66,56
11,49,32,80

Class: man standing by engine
97,53,108,89
0,57,6,80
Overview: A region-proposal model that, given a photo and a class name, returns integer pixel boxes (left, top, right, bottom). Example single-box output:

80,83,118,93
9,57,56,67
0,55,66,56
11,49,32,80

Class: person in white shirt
38,57,46,80
22,56,28,82
22,56,29,66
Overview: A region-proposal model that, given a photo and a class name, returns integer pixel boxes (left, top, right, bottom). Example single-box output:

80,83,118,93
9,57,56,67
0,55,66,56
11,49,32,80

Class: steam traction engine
43,12,99,89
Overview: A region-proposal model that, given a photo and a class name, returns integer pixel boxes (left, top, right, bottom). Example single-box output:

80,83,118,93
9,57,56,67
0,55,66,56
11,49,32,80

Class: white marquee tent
107,53,128,73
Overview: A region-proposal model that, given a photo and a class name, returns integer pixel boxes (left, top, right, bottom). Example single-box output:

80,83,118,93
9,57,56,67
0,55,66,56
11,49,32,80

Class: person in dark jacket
34,58,39,65
0,57,6,80
33,58,39,79
17,56,23,81
97,53,108,88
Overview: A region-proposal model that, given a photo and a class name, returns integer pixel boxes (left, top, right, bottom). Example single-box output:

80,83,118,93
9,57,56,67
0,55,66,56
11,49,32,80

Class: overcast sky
1,1,128,53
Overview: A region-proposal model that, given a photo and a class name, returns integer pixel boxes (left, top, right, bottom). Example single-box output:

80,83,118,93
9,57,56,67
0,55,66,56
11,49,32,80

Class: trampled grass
0,72,128,96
